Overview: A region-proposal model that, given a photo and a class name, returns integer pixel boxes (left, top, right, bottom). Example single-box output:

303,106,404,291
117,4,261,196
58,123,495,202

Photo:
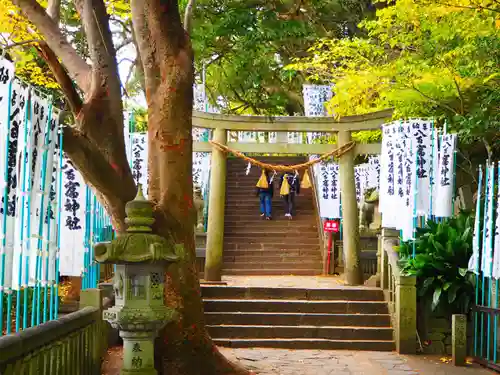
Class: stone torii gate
192,109,392,286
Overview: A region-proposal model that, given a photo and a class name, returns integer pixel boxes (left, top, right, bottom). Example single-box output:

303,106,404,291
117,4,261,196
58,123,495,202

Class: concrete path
220,348,495,375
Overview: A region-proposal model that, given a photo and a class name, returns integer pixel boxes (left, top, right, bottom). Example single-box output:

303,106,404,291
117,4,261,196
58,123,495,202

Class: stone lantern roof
94,185,180,264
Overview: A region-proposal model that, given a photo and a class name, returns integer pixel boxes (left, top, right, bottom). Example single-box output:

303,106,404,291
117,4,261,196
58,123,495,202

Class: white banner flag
315,160,341,219
434,134,456,217
482,164,495,278
4,81,28,289
59,158,86,277
468,166,483,275
492,164,500,279
410,120,433,216
130,133,148,197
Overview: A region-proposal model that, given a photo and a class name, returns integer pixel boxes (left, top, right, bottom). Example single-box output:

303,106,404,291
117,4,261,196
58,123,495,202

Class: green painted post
338,130,363,285
204,128,227,281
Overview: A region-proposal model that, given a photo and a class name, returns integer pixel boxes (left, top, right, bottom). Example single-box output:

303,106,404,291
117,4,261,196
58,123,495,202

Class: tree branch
432,1,500,13
12,0,91,92
76,0,122,95
35,43,83,114
130,27,146,93
452,75,465,115
1,39,43,49
46,0,61,23
130,1,160,97
411,84,460,115
63,126,136,231
184,0,195,34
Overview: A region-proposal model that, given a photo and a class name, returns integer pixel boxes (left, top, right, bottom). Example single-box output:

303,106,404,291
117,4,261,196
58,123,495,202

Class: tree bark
14,0,251,373
130,2,249,373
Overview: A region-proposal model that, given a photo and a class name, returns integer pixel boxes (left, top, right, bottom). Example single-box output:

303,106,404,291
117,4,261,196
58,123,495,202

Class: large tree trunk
11,0,251,374
131,4,248,372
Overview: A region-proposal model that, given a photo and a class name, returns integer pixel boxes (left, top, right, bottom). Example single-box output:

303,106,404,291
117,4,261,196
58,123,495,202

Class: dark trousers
283,192,296,215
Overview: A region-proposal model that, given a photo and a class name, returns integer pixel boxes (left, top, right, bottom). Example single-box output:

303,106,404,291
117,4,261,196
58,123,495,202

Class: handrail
379,229,417,354
384,238,402,278
0,306,106,374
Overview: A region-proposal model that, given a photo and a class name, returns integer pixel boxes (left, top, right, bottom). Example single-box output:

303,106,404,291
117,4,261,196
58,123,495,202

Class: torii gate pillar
204,128,227,281
338,130,363,285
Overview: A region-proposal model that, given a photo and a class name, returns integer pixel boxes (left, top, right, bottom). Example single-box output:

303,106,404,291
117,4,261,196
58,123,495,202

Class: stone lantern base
120,331,158,375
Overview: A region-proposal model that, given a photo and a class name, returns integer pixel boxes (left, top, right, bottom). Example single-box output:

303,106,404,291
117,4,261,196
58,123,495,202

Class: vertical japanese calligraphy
130,133,148,197
312,157,341,219
411,120,433,215
4,81,28,289
303,84,333,144
434,134,457,218
380,119,455,232
59,157,86,277
481,164,495,278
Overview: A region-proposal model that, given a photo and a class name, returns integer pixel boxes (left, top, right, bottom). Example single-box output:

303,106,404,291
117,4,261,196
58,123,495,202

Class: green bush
398,211,477,315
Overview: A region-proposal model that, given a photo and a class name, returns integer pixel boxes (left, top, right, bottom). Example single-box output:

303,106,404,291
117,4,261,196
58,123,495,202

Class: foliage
0,0,134,99
127,105,148,132
2,287,62,332
191,0,375,115
398,211,476,314
289,0,500,155
0,0,61,94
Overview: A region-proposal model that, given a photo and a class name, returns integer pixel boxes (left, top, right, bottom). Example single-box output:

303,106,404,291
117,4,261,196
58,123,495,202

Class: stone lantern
94,185,179,375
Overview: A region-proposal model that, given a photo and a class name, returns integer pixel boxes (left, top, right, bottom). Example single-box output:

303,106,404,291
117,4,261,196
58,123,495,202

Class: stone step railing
379,228,417,354
0,290,108,375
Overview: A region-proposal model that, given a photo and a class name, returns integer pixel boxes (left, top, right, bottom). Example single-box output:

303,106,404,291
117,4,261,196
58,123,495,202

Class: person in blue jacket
280,172,300,219
256,169,273,220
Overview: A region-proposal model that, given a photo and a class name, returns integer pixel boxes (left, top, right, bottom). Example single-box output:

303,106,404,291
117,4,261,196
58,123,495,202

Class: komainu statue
359,188,381,232
193,184,205,232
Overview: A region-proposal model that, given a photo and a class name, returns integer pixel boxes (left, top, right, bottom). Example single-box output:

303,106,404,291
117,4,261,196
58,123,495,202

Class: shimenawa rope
208,140,355,172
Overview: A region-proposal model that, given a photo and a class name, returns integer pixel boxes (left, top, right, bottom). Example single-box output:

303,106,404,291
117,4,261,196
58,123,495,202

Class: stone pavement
219,348,495,375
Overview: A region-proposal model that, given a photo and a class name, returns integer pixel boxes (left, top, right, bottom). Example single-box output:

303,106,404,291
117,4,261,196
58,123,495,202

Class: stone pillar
452,314,467,366
121,331,157,375
79,288,103,312
338,130,363,285
205,128,228,281
277,131,288,143
395,275,417,354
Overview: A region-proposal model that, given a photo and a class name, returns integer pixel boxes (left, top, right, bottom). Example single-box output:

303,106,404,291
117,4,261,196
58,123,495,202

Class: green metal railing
0,306,107,375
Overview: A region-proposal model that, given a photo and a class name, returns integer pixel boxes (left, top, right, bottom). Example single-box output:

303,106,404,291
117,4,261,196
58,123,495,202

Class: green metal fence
471,164,500,372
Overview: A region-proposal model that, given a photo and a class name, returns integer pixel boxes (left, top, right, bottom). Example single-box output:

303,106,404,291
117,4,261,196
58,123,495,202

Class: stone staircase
203,285,394,351
224,156,322,276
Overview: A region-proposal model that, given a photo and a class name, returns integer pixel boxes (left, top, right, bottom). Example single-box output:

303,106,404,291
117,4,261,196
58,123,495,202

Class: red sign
323,220,339,233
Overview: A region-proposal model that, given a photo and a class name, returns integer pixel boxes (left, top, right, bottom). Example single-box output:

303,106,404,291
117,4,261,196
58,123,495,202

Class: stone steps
202,285,394,351
201,286,385,300
203,299,389,314
224,249,321,258
223,155,322,276
208,325,393,341
221,269,323,276
205,312,391,326
223,262,322,271
212,338,395,351
224,255,322,264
